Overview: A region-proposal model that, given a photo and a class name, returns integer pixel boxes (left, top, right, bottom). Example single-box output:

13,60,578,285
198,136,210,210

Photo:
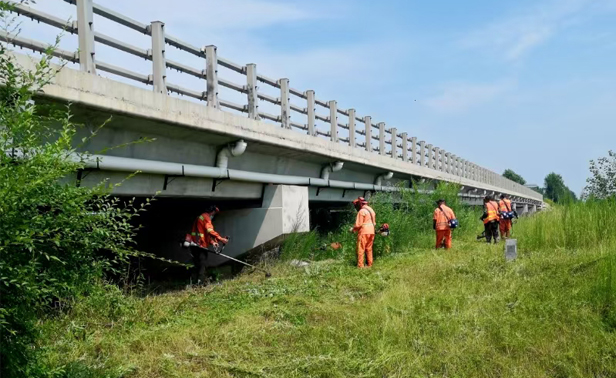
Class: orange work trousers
499,220,512,239
357,234,375,268
435,229,452,249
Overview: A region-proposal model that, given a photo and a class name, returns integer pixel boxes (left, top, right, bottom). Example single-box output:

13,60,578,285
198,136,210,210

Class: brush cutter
183,236,272,278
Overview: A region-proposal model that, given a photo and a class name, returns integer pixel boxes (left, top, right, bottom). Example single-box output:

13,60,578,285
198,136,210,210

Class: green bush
0,13,147,376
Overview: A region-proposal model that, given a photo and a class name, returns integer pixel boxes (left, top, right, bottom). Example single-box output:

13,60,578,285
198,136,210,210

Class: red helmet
352,196,368,206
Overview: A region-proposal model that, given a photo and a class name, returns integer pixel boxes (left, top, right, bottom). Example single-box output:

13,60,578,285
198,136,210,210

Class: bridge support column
212,185,310,266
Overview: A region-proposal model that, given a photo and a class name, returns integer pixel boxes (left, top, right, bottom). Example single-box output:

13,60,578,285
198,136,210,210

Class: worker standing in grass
186,205,228,284
498,194,516,239
481,196,500,244
433,199,456,249
350,197,376,268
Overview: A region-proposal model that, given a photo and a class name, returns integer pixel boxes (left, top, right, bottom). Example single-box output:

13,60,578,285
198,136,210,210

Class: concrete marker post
411,137,417,164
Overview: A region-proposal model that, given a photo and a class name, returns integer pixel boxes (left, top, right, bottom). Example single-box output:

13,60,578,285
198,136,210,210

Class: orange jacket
190,213,223,248
484,201,500,224
353,205,376,235
499,199,512,212
433,205,456,231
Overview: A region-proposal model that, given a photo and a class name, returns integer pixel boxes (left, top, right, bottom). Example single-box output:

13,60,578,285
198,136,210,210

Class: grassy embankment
39,196,616,377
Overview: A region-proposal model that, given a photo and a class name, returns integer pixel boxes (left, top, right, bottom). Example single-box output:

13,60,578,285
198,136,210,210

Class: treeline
503,152,615,204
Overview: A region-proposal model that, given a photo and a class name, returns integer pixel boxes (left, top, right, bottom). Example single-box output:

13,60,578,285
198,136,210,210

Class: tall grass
282,182,481,263
515,198,616,251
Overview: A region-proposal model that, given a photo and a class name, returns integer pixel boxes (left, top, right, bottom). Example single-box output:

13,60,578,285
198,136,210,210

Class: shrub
0,10,147,376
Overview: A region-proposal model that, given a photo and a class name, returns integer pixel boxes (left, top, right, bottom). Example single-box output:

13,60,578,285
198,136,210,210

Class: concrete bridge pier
211,185,310,266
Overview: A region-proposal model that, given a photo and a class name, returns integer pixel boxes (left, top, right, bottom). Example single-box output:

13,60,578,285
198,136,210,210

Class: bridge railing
2,0,542,201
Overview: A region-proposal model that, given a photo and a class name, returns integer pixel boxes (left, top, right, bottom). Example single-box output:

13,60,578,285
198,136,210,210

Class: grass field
40,202,616,377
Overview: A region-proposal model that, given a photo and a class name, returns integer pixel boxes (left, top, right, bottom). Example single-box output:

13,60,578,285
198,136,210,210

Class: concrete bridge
3,1,543,265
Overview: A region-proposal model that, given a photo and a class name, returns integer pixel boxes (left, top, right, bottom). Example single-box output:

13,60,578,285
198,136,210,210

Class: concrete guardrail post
419,141,425,166
401,133,408,162
306,90,315,136
364,116,372,152
246,63,259,120
348,109,356,147
150,21,167,94
427,144,433,168
390,128,397,159
378,122,386,155
77,0,96,74
280,78,291,129
411,137,417,164
205,45,219,109
329,100,338,142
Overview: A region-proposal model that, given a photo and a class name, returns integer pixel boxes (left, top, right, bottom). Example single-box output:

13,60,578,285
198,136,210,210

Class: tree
583,150,616,200
0,5,152,375
544,172,577,203
503,169,527,185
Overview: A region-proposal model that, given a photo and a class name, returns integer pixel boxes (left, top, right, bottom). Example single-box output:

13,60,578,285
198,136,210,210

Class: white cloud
461,0,616,61
423,80,516,113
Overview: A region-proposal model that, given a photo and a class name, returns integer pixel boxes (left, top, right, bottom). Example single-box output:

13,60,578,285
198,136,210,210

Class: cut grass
40,238,616,377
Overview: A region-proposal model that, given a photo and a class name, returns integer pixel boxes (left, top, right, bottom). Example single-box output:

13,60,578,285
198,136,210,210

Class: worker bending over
350,197,376,268
498,194,517,239
481,196,500,244
187,205,228,284
433,199,456,249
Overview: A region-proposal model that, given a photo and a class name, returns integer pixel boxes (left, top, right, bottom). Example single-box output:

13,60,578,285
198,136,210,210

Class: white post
411,137,417,164
419,141,425,166
77,0,96,74
205,45,219,109
427,144,433,168
390,128,397,159
150,21,166,94
433,147,440,170
348,109,356,148
329,100,338,142
246,63,259,120
306,90,315,136
364,116,372,152
445,152,451,173
401,133,408,162
280,78,291,129
378,123,386,155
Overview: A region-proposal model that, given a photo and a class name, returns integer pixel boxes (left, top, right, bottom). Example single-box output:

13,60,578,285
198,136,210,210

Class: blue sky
19,0,616,194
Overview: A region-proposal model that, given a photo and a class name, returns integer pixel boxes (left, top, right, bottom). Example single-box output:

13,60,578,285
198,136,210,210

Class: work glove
349,227,354,233
220,238,229,244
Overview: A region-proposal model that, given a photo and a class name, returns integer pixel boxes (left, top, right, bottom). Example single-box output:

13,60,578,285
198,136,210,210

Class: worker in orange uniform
480,196,500,244
186,205,228,284
350,197,376,268
498,194,517,239
433,199,456,249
